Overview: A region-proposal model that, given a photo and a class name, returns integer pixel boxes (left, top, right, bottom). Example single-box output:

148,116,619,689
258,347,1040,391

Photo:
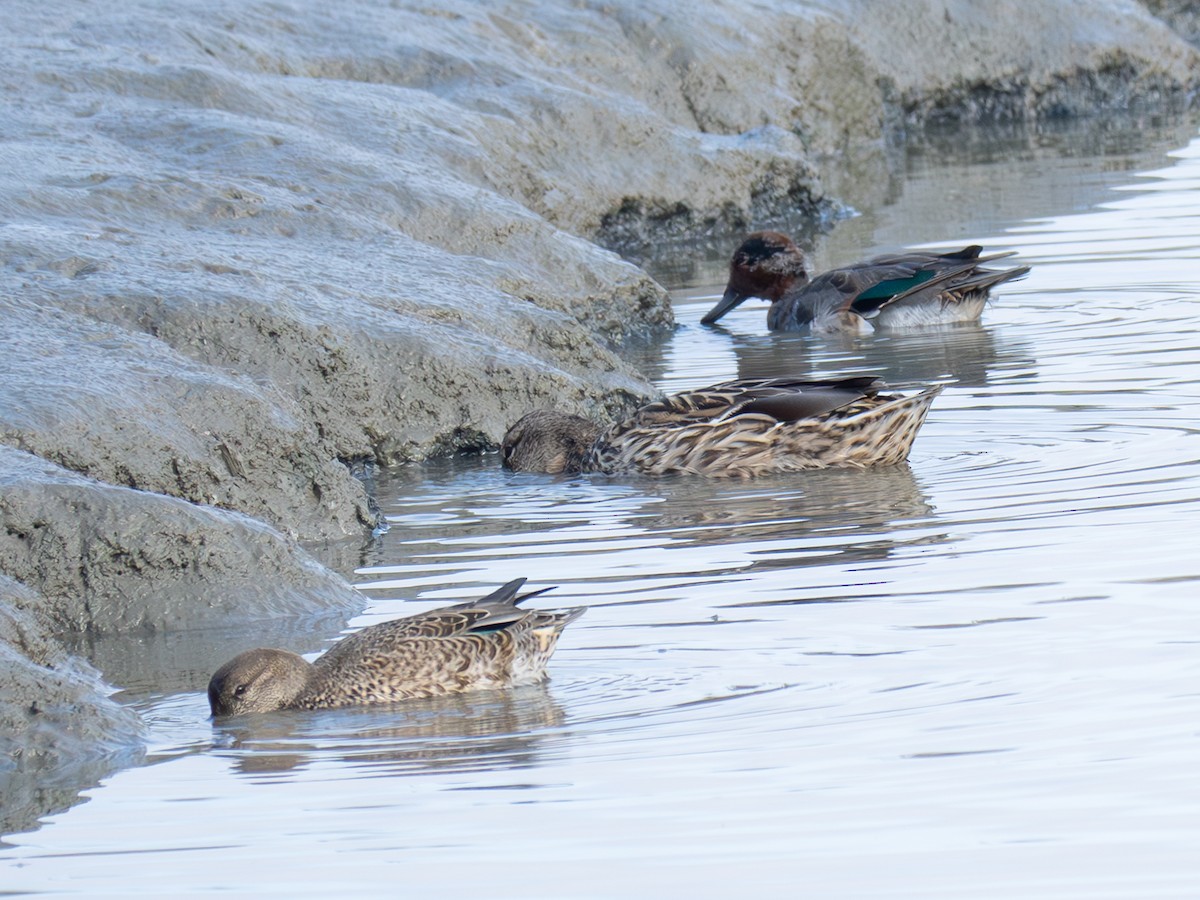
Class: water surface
5,117,1200,897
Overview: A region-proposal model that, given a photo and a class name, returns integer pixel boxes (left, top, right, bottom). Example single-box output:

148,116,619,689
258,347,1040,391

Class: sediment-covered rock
0,297,376,542
1141,0,1200,49
0,575,144,838
834,0,1197,124
0,445,364,633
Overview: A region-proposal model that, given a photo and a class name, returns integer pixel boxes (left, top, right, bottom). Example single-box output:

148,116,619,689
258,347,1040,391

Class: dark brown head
701,231,809,325
501,410,602,474
208,648,312,716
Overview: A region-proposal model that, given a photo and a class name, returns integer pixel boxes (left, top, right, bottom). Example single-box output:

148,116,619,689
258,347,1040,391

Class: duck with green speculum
701,231,1030,334
208,579,584,716
502,375,942,477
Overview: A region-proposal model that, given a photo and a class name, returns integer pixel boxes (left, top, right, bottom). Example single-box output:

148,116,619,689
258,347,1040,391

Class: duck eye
234,684,249,697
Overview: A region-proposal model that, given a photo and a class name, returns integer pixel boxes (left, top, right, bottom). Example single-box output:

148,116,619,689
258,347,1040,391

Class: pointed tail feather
544,606,587,628
937,246,1019,265
938,245,984,260
964,264,1031,292
476,577,528,607
515,585,559,605
471,579,559,608
970,250,1019,264
474,578,558,610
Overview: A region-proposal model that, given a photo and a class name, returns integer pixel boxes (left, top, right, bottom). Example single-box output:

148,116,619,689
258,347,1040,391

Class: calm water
5,119,1200,897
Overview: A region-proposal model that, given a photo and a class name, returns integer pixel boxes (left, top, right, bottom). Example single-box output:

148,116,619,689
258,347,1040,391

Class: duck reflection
625,461,944,575
673,319,1035,390
212,683,565,778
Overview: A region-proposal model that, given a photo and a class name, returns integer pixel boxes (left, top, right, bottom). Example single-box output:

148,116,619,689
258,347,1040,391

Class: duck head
701,231,809,325
502,410,601,474
208,648,312,716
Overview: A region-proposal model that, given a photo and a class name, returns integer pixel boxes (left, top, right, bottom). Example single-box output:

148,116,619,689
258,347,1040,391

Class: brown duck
502,376,942,477
208,579,584,716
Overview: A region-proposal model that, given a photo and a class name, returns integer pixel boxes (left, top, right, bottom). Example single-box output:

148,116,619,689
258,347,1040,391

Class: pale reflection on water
4,121,1200,896
213,685,567,778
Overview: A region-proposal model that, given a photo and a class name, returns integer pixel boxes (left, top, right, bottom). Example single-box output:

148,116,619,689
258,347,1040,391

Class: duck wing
847,247,1022,318
316,579,559,669
778,254,952,327
630,376,887,427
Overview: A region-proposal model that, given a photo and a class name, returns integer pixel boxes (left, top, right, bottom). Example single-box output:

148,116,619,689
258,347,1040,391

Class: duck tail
939,246,1019,265
515,585,559,605
477,577,529,607
844,385,944,464
476,577,561,609
544,605,588,629
964,264,1031,293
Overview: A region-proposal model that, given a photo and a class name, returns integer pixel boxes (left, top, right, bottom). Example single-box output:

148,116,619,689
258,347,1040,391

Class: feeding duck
502,375,942,477
701,231,1029,333
208,579,584,716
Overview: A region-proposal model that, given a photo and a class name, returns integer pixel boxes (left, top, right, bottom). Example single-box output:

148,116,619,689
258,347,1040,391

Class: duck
208,579,584,716
502,375,942,477
701,231,1030,333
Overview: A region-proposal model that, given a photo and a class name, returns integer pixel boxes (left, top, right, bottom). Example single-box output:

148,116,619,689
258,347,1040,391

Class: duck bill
700,287,750,325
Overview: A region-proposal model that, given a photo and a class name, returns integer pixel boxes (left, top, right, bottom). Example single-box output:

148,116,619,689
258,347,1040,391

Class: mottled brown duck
502,376,943,477
208,579,584,716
